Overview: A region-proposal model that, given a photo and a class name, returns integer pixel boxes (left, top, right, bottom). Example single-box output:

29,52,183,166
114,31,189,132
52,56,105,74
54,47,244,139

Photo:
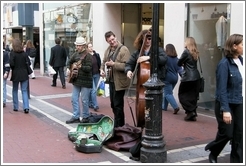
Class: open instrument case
68,115,114,153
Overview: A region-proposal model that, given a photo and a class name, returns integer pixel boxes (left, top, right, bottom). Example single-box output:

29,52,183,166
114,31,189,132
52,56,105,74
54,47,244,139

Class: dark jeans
206,100,243,163
109,82,126,128
52,66,66,86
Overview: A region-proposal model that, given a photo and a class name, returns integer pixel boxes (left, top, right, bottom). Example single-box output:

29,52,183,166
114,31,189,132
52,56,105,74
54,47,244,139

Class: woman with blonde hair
26,40,36,79
177,37,201,121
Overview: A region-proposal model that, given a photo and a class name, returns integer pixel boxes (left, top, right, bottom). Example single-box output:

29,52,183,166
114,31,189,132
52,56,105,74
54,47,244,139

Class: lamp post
88,20,92,42
140,3,167,163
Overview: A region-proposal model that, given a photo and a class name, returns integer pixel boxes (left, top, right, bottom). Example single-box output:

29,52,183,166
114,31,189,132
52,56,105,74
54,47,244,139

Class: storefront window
42,3,92,72
187,3,230,110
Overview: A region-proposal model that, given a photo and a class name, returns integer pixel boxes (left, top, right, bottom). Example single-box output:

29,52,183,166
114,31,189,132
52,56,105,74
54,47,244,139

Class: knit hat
74,37,86,45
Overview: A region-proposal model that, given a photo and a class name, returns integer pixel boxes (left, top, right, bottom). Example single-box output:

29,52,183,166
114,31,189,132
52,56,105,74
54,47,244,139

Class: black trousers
178,80,200,114
109,82,126,128
206,100,243,163
52,66,66,86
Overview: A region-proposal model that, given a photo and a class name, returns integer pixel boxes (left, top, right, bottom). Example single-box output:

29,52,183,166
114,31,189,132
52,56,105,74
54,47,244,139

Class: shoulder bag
26,55,33,75
198,57,205,93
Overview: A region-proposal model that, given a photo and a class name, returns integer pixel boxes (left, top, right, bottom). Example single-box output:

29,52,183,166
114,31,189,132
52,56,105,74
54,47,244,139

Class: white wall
164,3,186,103
230,3,244,35
92,3,122,58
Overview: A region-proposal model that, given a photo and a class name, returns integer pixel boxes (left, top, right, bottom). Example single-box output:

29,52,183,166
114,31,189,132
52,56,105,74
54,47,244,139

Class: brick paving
2,70,231,164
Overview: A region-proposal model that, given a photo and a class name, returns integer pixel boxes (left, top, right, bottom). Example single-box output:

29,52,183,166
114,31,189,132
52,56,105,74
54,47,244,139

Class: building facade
2,2,244,110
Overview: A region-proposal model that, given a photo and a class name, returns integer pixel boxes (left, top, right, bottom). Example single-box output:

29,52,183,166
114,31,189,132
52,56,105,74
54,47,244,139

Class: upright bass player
125,28,168,128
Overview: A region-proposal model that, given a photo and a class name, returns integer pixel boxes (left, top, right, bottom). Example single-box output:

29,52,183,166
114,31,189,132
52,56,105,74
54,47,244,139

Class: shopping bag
97,80,105,96
48,65,56,76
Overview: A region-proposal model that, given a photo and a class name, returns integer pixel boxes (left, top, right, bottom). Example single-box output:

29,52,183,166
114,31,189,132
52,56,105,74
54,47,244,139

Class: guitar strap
108,44,123,61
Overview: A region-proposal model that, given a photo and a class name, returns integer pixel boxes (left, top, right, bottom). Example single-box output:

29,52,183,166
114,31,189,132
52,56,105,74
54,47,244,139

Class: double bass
127,29,152,128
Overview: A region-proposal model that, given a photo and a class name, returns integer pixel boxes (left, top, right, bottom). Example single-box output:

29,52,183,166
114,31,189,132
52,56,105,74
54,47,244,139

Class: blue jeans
12,80,29,110
3,78,7,104
71,85,90,119
162,81,179,110
89,74,100,108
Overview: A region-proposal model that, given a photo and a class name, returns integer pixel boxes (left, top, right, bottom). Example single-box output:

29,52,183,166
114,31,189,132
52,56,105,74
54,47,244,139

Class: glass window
42,3,92,72
187,3,230,110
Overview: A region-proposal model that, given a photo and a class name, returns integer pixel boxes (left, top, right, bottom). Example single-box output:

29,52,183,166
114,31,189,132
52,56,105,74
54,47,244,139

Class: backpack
29,48,36,58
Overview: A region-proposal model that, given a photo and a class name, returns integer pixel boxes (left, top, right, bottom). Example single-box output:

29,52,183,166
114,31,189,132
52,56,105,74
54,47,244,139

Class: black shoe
3,103,6,107
51,84,56,87
80,117,89,123
32,77,36,79
184,112,196,121
66,117,80,124
209,152,217,163
62,85,66,89
173,107,180,114
13,109,18,112
24,109,29,114
94,106,99,112
89,105,94,109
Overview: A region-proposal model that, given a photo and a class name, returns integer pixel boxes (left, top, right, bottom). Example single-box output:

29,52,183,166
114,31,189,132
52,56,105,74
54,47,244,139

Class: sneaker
24,109,29,114
94,106,99,112
66,117,80,124
80,117,89,123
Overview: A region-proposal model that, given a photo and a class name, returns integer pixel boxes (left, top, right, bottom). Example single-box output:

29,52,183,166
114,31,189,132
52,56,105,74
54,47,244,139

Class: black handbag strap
198,56,203,77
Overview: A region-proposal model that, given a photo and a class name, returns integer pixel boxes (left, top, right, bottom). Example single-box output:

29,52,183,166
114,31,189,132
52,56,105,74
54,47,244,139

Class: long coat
10,51,30,82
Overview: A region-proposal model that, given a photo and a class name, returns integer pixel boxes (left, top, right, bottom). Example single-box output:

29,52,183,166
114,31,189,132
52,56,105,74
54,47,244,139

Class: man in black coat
49,38,67,89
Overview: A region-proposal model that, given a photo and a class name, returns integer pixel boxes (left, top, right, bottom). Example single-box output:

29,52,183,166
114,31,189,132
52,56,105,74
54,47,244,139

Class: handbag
198,57,205,93
26,56,33,75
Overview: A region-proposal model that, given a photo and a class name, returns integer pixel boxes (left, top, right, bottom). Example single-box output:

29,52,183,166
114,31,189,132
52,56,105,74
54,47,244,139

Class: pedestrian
25,40,36,79
125,29,167,128
65,36,93,124
177,37,201,121
61,40,70,77
3,42,11,108
87,42,101,111
162,44,183,114
34,41,40,68
49,38,67,89
205,34,243,163
9,38,31,113
100,31,131,128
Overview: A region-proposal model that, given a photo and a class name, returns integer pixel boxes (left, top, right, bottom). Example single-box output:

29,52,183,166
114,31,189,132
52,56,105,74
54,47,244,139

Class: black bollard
27,79,30,99
140,3,167,163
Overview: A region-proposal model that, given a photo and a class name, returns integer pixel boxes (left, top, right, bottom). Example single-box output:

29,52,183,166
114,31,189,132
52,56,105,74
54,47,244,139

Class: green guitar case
68,115,114,153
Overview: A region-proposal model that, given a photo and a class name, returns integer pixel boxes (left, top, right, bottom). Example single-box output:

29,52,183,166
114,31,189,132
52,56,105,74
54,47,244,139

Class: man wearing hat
66,36,93,124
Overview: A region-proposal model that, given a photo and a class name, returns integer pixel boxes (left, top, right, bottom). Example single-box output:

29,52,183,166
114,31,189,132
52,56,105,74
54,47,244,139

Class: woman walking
177,37,201,121
9,38,31,113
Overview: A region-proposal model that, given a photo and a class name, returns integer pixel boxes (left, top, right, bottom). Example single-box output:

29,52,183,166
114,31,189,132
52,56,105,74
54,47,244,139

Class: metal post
27,79,30,99
140,3,167,163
